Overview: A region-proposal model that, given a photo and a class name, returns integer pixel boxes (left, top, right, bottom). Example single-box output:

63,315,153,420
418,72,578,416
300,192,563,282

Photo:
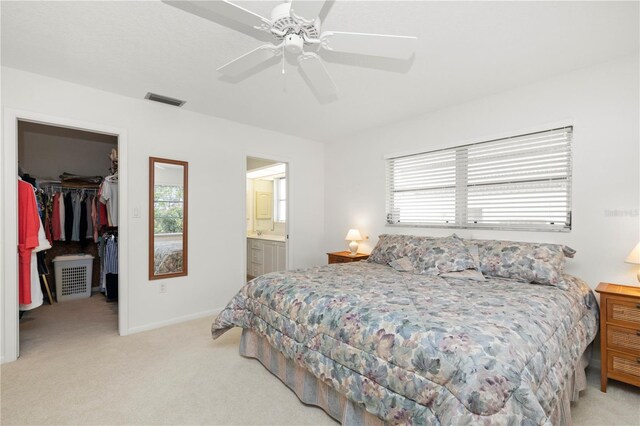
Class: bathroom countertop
247,234,286,242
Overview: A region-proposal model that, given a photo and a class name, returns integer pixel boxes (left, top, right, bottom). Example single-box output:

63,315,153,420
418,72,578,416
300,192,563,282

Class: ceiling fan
163,0,417,99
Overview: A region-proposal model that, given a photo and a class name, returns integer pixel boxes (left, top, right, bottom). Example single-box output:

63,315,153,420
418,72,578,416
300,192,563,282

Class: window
274,177,286,222
386,126,572,231
154,185,184,234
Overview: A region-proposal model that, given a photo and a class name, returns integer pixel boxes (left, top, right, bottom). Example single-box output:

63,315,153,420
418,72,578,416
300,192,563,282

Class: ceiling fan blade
320,31,417,59
290,0,326,22
297,53,337,98
163,0,271,31
217,45,279,77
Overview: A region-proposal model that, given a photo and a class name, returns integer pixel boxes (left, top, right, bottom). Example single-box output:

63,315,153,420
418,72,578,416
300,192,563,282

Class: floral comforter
212,262,598,425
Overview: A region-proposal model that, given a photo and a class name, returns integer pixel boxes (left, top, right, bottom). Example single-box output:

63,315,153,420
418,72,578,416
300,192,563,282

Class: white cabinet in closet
247,238,285,278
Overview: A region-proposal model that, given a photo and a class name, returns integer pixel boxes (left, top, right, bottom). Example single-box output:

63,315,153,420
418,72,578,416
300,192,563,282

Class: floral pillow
407,235,477,275
470,239,573,288
368,234,433,264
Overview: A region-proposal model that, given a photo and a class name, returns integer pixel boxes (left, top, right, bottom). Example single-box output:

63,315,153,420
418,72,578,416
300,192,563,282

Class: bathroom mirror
149,157,188,280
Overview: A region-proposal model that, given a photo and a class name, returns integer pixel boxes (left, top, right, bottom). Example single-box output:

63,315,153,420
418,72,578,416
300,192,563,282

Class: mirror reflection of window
149,158,188,280
274,177,286,223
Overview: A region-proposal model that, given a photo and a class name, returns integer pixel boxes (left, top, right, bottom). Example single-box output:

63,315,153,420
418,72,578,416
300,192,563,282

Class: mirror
149,157,188,280
255,191,272,220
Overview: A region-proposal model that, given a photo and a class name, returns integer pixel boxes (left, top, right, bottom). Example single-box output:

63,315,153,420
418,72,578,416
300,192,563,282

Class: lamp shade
625,242,640,265
345,229,362,241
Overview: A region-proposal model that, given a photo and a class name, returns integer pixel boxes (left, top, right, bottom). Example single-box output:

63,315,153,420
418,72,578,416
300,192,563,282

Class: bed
212,235,599,425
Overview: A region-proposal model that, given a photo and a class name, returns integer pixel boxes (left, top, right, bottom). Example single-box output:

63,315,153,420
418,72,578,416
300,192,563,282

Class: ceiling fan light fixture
162,0,417,101
284,34,304,54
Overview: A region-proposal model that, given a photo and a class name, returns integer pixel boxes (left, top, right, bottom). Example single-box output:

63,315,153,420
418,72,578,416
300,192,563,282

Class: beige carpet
2,295,639,425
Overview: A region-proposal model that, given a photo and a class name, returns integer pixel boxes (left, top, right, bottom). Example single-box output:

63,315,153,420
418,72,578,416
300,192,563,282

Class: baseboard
126,307,223,335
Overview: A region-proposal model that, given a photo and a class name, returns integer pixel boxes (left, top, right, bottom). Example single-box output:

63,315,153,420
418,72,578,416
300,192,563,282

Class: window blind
386,126,572,231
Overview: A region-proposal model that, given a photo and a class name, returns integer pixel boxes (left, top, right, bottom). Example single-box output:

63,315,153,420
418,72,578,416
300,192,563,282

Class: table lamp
345,229,363,256
625,242,640,281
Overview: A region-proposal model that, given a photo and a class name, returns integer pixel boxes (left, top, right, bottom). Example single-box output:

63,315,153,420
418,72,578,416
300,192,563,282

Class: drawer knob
637,330,640,337
636,303,640,309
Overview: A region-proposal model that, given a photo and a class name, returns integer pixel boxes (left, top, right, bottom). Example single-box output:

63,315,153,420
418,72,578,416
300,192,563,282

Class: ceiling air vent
144,92,186,107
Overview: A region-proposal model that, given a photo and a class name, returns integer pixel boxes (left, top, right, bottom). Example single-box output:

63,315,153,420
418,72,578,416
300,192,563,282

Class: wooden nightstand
327,251,369,264
595,282,640,392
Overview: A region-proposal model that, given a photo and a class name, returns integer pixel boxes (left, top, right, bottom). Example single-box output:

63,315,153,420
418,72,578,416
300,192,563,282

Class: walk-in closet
17,121,120,355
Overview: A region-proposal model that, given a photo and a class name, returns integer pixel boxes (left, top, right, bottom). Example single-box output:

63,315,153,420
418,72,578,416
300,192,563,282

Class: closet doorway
1,110,128,363
245,157,288,282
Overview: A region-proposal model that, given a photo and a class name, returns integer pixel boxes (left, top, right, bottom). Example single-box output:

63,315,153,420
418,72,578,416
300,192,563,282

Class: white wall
325,55,640,288
1,67,325,361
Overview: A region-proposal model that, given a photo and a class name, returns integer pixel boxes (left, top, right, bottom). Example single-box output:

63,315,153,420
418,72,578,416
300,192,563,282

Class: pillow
472,239,571,288
407,235,477,275
467,244,480,269
389,257,414,272
368,234,434,264
440,269,486,281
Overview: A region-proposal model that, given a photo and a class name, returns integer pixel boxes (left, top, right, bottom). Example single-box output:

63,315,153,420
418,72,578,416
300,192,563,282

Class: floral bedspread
212,262,598,425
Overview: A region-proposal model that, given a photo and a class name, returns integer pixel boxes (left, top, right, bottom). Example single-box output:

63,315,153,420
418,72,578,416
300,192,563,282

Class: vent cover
145,92,186,107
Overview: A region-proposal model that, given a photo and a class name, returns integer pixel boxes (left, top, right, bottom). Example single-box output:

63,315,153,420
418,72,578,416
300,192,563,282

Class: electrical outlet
160,283,167,294
133,207,141,218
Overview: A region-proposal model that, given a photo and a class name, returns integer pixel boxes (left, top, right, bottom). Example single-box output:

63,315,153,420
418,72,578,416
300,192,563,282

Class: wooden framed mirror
149,157,188,280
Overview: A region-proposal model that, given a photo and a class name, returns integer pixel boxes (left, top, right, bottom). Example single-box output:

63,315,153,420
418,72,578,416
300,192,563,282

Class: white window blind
386,126,572,231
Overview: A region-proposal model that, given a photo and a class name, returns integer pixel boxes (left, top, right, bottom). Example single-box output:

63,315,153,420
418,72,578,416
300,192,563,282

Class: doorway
2,110,129,363
246,157,288,281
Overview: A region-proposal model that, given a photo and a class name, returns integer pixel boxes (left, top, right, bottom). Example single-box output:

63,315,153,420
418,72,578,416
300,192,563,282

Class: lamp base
348,240,358,256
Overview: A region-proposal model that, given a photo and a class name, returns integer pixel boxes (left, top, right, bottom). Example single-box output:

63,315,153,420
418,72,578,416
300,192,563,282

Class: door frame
243,154,290,283
1,108,129,363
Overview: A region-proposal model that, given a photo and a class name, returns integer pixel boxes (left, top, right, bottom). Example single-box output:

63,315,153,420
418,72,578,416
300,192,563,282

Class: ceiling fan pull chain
282,45,286,74
281,45,287,92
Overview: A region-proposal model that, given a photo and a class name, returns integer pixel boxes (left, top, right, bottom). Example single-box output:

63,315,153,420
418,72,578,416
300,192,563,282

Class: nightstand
327,251,369,264
595,282,640,392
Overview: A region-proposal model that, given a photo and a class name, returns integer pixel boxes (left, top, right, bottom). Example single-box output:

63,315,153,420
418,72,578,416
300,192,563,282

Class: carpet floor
1,295,639,425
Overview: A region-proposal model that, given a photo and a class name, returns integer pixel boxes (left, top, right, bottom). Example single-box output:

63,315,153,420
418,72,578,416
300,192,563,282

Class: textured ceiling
2,1,638,143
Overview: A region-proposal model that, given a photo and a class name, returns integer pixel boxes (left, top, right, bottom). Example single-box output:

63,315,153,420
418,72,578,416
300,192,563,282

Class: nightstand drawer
329,255,348,263
607,350,640,382
607,325,640,354
607,298,640,328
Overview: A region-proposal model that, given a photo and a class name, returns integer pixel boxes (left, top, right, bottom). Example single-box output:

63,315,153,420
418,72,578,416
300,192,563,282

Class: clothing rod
40,185,99,191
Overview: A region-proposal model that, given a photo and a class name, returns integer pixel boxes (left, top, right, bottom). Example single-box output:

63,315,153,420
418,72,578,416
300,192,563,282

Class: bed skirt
239,328,592,426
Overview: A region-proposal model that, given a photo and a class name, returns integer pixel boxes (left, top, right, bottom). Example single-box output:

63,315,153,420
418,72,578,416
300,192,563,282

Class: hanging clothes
99,232,118,294
18,180,40,305
64,192,73,241
85,195,94,240
91,196,98,242
43,192,53,245
71,191,82,241
100,175,118,227
58,190,66,241
101,232,118,301
20,193,51,311
51,192,62,241
79,194,88,245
